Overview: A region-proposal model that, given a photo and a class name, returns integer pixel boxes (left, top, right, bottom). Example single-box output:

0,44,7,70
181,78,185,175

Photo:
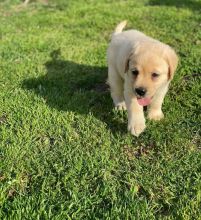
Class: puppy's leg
124,89,146,137
108,66,126,110
148,84,169,120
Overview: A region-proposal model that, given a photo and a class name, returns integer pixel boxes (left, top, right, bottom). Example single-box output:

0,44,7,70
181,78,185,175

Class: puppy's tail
113,20,127,35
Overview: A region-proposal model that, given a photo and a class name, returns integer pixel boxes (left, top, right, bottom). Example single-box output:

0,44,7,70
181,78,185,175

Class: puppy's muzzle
135,87,147,97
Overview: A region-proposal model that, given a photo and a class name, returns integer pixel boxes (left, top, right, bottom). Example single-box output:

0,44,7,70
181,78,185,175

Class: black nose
135,87,147,97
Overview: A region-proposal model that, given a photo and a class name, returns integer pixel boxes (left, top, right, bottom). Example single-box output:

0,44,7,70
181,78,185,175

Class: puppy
107,21,178,136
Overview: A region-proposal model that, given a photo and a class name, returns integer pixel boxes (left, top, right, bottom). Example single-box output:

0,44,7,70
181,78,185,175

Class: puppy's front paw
128,121,146,137
148,110,164,121
114,101,127,111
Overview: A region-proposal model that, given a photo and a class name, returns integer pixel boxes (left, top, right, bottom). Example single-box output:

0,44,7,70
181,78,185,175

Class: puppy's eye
132,69,139,76
152,73,159,79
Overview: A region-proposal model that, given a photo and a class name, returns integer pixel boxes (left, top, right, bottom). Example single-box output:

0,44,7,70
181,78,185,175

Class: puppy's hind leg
108,66,126,110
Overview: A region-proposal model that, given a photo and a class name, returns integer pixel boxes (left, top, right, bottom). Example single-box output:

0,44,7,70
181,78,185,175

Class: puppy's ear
124,58,129,73
124,53,133,73
165,47,179,81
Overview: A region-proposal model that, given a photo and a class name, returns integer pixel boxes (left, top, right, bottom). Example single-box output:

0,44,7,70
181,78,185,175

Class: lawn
0,0,201,219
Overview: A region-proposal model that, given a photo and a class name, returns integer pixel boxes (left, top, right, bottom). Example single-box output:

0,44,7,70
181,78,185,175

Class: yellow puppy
107,21,178,136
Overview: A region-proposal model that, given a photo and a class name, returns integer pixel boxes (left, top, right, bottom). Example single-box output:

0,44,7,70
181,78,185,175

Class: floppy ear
124,52,133,73
124,58,129,73
165,46,179,81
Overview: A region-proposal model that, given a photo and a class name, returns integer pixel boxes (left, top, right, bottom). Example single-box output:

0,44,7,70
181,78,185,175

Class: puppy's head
125,42,178,106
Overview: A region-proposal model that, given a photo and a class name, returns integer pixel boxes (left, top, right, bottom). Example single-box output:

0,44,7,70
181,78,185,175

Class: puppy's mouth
134,87,153,106
137,97,152,106
137,96,153,106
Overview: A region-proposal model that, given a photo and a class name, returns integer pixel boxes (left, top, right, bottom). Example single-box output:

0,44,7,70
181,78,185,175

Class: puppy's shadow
22,49,126,134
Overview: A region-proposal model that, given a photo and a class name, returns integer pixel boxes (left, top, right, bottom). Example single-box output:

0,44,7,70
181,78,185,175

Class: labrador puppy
107,21,178,136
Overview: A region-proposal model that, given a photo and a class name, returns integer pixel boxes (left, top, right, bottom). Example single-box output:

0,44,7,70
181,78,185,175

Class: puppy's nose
135,87,147,97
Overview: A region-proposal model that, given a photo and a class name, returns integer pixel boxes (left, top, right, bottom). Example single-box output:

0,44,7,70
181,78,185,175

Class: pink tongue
137,98,151,106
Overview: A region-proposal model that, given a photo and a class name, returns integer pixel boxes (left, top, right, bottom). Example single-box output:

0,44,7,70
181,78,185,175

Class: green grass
0,0,201,219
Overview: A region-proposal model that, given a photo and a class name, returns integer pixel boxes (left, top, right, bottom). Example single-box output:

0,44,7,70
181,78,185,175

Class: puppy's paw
148,110,164,121
128,121,146,137
114,101,127,111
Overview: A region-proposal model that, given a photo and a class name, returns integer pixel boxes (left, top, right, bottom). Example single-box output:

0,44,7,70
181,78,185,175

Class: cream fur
107,21,178,136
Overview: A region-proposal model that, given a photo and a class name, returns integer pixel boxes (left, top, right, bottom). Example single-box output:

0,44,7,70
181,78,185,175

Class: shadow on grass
148,0,201,12
22,49,127,134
